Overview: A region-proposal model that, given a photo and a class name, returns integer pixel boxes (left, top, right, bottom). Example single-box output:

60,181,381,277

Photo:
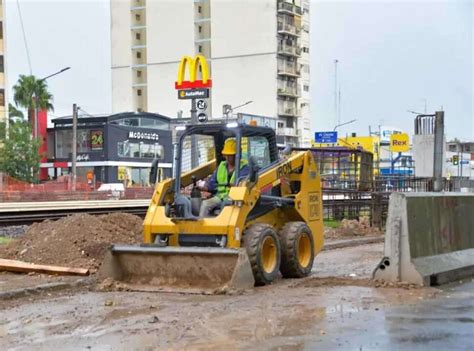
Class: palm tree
12,75,54,135
8,103,24,121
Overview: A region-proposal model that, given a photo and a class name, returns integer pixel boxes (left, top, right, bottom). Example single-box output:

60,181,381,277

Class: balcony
278,43,301,57
278,1,302,16
277,81,300,97
195,24,211,43
277,22,301,37
131,28,146,47
131,8,146,27
132,69,147,86
278,61,300,77
131,0,145,8
277,127,298,137
278,105,300,117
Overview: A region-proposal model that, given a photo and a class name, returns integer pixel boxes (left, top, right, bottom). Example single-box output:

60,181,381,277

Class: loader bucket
98,245,255,294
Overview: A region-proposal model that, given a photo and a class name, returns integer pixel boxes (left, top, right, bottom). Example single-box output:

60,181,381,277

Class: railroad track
0,200,150,226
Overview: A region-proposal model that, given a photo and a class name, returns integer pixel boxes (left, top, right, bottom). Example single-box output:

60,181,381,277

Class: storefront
42,112,173,186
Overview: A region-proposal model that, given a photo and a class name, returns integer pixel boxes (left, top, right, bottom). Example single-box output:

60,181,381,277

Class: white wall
147,63,192,118
146,0,195,64
211,0,276,58
111,1,132,68
212,55,278,118
112,67,133,113
412,135,447,177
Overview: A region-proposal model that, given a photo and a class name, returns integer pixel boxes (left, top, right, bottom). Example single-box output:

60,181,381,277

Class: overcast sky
6,0,473,141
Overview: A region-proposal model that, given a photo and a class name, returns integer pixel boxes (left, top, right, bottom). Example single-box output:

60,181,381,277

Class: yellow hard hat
222,138,236,156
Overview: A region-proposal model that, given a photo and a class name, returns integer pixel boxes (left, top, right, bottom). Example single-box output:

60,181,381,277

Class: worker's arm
197,171,217,193
239,164,250,179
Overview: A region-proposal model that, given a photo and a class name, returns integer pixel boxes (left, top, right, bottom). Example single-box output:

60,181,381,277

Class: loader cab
170,122,279,218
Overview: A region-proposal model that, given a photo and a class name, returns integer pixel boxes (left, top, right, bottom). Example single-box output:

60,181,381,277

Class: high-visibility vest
215,160,247,199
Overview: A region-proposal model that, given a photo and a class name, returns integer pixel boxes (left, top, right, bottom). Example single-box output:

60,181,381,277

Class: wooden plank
0,259,89,276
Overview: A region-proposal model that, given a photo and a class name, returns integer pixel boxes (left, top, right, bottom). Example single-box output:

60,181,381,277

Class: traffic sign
197,112,208,123
196,99,207,110
315,131,338,143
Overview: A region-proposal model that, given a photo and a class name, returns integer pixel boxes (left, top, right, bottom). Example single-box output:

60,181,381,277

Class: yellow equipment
100,122,323,293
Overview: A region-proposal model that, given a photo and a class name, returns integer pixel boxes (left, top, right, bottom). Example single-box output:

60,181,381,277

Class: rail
0,200,150,226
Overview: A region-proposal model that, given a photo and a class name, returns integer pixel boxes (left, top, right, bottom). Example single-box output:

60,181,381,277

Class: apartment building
0,0,7,126
111,0,311,146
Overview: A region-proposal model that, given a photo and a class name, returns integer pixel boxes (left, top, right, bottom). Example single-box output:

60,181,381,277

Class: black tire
243,223,281,286
278,222,315,278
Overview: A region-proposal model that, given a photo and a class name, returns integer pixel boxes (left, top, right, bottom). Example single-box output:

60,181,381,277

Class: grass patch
0,237,13,245
324,220,341,229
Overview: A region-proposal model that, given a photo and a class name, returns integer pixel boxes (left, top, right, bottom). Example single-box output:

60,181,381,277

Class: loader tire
278,222,314,278
244,223,281,286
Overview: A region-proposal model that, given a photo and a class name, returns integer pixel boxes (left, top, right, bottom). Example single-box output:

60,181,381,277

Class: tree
12,75,54,133
0,120,42,183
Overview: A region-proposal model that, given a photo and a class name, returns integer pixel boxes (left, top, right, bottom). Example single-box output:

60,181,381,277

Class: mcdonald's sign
175,55,212,90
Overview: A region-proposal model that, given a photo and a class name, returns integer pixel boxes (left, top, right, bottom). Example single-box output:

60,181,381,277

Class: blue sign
461,160,469,165
315,131,338,143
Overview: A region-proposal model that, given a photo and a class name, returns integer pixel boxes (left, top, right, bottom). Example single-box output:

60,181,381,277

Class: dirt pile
0,213,143,272
325,216,382,239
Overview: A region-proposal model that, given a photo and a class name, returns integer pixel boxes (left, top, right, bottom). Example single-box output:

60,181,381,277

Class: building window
135,14,141,21
303,85,309,92
198,6,202,13
136,51,141,59
198,45,202,53
198,26,202,33
0,23,3,40
0,89,4,107
0,56,3,73
137,89,142,96
136,32,141,40
137,70,142,78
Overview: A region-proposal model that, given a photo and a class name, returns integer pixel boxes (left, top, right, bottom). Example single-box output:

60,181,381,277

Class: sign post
315,131,338,144
175,55,213,168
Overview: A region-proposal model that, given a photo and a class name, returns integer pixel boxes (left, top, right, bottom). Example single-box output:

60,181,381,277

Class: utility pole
334,59,338,126
71,104,78,191
190,98,198,169
432,111,444,192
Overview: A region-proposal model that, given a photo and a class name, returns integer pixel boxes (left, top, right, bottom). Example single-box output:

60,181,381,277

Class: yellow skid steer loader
100,122,323,293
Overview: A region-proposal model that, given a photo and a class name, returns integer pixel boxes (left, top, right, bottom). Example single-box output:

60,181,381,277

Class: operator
197,138,249,217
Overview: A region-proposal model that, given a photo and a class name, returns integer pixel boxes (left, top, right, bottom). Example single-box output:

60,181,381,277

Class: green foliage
12,75,54,112
324,219,341,228
0,237,13,245
0,120,42,183
8,103,25,120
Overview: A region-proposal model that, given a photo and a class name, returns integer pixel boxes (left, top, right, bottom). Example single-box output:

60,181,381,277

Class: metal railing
277,60,300,76
277,22,301,36
278,43,301,56
278,1,302,15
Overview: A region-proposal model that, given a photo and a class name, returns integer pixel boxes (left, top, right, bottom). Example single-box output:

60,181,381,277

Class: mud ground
1,243,472,350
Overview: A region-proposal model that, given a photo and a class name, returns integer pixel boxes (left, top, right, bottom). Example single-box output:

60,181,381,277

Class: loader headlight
226,122,239,128
175,125,186,131
234,227,241,242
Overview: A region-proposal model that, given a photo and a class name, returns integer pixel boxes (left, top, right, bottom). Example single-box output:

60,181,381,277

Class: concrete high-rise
111,0,311,146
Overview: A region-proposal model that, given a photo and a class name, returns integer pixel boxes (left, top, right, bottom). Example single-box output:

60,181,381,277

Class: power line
16,0,33,74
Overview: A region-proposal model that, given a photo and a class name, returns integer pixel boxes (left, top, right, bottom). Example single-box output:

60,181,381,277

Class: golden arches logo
175,54,212,89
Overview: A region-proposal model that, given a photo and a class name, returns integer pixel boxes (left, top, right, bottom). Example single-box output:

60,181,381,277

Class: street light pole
333,119,356,131
34,67,71,140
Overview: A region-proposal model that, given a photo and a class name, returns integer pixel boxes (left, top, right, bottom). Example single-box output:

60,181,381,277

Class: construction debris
0,258,89,276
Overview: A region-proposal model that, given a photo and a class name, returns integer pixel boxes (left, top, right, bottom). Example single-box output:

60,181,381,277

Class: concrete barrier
373,192,474,286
